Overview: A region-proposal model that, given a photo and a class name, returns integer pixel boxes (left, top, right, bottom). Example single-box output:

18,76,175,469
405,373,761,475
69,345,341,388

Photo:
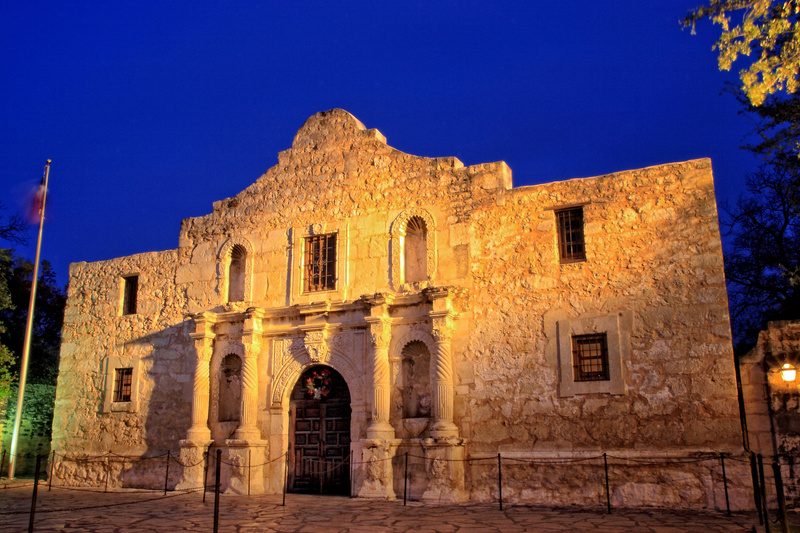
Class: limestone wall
461,159,740,454
53,249,192,458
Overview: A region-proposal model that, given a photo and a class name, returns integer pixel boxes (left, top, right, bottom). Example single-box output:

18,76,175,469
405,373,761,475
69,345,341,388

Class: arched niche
390,208,437,290
218,237,254,303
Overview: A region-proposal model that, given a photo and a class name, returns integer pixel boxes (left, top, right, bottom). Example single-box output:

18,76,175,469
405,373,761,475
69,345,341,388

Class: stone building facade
740,320,800,506
51,109,748,508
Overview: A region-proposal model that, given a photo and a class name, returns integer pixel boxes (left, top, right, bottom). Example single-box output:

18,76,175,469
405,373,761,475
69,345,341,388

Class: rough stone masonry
51,109,749,508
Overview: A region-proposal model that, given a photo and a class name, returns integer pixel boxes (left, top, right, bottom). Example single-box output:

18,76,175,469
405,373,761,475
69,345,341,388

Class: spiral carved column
186,314,215,443
234,308,263,441
366,318,394,439
430,311,459,439
362,292,395,441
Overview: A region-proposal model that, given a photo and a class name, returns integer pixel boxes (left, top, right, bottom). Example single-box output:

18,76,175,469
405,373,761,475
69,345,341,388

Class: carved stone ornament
304,329,330,363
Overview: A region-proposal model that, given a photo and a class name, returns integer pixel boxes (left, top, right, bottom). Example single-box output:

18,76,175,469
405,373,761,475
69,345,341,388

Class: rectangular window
304,233,337,292
113,368,133,402
122,275,138,315
572,333,609,382
556,207,586,262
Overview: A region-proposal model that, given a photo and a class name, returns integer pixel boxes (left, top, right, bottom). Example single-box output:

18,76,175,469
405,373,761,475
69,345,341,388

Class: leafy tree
0,206,28,402
722,89,800,347
0,251,66,388
684,1,800,106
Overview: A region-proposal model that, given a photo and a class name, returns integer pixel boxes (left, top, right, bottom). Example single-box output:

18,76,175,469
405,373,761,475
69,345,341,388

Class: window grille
122,275,138,315
304,233,337,292
572,333,609,382
114,368,133,402
556,207,586,262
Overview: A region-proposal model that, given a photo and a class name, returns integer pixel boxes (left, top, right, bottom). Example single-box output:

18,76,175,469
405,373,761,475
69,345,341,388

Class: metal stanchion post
164,451,171,495
349,450,354,498
720,452,731,516
48,450,55,491
751,452,764,525
203,446,212,503
282,452,289,506
403,452,408,506
213,449,221,533
603,453,611,514
28,455,42,533
771,459,790,533
497,453,503,511
758,454,771,533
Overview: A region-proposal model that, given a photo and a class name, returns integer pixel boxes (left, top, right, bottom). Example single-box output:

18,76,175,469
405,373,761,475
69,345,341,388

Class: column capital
361,292,394,316
189,311,217,341
243,307,265,338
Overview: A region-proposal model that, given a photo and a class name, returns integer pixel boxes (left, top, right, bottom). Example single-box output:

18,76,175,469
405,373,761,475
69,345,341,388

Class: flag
26,162,49,224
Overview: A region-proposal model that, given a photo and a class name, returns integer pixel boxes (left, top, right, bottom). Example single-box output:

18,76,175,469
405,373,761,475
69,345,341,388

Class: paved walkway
0,483,767,532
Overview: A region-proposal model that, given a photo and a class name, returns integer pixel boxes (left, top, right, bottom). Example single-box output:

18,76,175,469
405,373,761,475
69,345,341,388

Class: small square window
113,368,133,402
122,275,138,315
304,233,337,292
556,207,586,262
572,333,609,382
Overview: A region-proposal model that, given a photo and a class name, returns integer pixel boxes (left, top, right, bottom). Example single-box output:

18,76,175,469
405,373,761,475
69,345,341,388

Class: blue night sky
1,2,759,286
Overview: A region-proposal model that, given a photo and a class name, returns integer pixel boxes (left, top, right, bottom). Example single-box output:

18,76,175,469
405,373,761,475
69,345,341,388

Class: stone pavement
0,483,767,533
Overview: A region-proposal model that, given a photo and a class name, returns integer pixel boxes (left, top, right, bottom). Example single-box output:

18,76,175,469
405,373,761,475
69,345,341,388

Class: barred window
114,368,133,402
556,207,586,262
122,275,138,315
304,233,337,292
572,334,609,382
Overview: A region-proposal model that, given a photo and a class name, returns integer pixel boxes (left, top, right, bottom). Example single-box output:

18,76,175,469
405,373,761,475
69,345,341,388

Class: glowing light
780,363,796,382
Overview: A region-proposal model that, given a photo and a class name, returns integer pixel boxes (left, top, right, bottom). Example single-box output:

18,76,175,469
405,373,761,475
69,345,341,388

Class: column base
429,421,459,439
222,440,269,495
175,440,213,491
366,421,396,440
357,439,401,499
421,438,467,503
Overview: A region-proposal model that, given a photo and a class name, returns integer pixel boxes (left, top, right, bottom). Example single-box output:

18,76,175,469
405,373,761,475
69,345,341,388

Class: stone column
234,308,263,442
178,312,216,490
364,294,394,440
186,312,216,442
428,288,459,439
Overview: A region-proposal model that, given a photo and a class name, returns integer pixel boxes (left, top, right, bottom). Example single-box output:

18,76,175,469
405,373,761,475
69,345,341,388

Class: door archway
288,365,351,494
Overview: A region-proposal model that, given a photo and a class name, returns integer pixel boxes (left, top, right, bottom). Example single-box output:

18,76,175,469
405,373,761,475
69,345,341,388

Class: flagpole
8,159,50,479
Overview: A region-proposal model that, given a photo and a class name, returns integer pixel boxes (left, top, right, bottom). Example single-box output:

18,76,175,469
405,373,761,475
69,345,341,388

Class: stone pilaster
234,308,264,442
428,288,459,439
363,293,395,440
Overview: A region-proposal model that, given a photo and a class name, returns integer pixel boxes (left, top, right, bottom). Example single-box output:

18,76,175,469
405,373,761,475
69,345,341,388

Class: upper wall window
555,207,586,263
404,216,428,284
572,333,609,382
228,244,247,302
304,233,337,292
122,275,138,315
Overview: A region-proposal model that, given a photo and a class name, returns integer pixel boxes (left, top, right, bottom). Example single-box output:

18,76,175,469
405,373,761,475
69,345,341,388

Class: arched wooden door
288,366,351,494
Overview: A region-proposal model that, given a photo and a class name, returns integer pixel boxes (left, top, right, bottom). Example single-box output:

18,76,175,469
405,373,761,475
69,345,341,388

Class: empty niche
402,341,431,418
404,216,428,284
228,244,247,302
219,354,242,422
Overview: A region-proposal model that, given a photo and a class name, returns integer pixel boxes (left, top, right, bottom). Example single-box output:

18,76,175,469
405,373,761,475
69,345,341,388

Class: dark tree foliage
723,89,800,348
0,250,66,386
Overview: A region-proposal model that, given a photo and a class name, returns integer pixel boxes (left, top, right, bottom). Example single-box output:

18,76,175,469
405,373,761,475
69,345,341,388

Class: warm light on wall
780,363,796,382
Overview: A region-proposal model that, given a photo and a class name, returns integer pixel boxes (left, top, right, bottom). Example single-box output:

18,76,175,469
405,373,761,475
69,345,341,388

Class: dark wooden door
289,366,351,495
